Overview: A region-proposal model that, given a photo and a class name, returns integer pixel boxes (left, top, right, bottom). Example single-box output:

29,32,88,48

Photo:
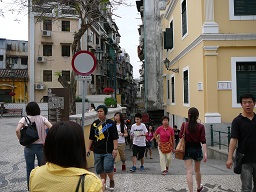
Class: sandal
162,170,166,175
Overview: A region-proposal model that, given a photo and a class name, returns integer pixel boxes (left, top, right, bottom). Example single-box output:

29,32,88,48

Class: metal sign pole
81,79,86,130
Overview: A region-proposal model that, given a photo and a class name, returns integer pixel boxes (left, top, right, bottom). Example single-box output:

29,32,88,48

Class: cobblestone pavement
0,117,241,192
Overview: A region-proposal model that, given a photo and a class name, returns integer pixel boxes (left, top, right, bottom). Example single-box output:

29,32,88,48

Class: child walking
114,112,128,171
145,125,154,159
130,113,148,172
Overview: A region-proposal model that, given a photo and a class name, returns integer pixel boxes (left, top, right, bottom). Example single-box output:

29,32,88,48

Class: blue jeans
241,163,256,192
24,144,45,190
94,153,115,174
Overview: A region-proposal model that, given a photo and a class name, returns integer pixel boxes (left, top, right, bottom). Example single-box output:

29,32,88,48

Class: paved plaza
0,117,241,192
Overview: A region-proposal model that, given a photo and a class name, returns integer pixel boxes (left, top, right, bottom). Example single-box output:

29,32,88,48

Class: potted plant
104,97,117,108
103,87,114,95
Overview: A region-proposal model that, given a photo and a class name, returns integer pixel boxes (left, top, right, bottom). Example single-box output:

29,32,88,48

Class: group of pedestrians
14,93,256,192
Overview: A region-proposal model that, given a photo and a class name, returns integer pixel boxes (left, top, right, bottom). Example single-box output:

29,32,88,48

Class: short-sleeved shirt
174,129,180,141
30,163,102,192
146,131,154,141
130,123,148,146
116,124,127,144
89,119,118,154
179,122,206,144
231,113,256,163
18,115,50,144
155,126,174,143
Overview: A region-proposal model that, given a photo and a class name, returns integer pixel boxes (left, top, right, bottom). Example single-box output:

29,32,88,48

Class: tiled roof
0,69,28,79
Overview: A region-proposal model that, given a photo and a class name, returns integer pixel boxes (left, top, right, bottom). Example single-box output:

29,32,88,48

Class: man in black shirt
87,105,118,191
226,93,256,191
173,125,180,148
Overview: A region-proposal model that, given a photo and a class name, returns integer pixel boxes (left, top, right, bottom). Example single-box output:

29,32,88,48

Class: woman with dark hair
145,125,154,159
154,116,175,175
114,112,128,171
89,103,96,112
29,121,103,192
179,107,207,192
15,102,52,190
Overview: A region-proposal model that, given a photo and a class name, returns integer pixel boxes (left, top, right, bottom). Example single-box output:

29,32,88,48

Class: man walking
129,113,148,172
226,93,256,191
86,105,118,191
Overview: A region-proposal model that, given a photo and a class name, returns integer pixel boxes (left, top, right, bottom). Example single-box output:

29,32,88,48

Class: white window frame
180,0,188,40
171,74,175,105
231,57,256,107
229,0,256,20
183,66,190,107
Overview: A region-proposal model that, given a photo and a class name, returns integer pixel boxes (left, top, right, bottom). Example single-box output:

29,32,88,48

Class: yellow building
161,0,256,126
0,39,28,103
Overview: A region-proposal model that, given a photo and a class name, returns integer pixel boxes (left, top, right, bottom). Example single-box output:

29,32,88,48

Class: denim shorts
146,141,153,149
183,145,203,161
94,153,115,174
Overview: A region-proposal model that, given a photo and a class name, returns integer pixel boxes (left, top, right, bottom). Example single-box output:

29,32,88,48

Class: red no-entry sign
71,50,97,76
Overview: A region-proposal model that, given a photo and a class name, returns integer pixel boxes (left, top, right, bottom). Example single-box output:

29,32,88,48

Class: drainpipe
143,0,148,112
28,0,35,102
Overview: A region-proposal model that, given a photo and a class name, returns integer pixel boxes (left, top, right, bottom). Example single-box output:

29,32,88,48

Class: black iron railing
210,125,231,151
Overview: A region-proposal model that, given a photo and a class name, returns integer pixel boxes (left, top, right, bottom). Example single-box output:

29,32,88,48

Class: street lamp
95,47,104,62
164,58,179,73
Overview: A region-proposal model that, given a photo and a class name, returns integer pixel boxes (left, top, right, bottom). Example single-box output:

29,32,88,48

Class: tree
1,0,128,114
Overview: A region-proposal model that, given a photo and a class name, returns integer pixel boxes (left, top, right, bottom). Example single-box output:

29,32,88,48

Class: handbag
233,150,245,174
75,174,85,192
158,128,173,154
175,122,186,160
19,116,39,146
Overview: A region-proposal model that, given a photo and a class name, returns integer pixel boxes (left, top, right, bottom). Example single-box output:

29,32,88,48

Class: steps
207,146,229,161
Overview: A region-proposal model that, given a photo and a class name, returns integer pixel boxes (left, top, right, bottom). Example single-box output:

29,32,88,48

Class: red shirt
179,122,206,144
155,126,174,142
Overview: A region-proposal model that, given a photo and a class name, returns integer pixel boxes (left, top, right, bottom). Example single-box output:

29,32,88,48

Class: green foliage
104,97,117,107
75,96,89,102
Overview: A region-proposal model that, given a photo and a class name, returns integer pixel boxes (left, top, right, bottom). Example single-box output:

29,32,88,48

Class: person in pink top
154,116,175,175
145,125,154,159
15,102,52,190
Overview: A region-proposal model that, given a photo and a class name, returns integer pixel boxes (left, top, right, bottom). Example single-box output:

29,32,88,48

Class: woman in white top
114,112,128,171
15,102,52,190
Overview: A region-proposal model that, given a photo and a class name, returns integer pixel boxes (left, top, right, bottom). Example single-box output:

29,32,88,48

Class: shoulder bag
158,128,173,154
75,174,85,192
233,150,245,174
175,122,186,160
19,116,39,146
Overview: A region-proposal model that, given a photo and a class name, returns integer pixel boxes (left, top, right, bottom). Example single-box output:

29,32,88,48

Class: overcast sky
0,0,142,78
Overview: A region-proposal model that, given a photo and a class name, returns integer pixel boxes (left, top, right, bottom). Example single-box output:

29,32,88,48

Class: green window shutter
164,31,167,49
171,76,175,103
234,0,256,15
167,80,170,99
183,70,188,103
164,28,173,50
109,46,115,60
236,62,256,102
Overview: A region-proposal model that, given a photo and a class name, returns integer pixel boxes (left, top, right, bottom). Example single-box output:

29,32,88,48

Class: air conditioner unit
37,56,45,63
87,35,93,42
42,30,51,37
35,83,44,90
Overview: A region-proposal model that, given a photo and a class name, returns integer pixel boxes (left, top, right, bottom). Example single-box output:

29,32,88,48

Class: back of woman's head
26,102,41,116
188,107,199,133
44,121,86,169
